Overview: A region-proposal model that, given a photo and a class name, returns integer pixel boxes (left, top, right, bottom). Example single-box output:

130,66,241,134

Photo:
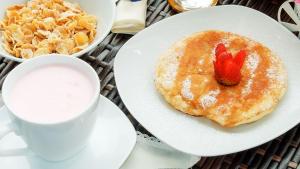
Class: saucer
0,95,137,169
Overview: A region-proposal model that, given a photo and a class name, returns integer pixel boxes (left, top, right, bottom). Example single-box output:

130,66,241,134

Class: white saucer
0,95,137,169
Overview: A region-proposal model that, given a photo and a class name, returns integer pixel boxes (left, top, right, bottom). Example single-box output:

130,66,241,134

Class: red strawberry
234,50,247,69
213,43,247,86
215,43,227,57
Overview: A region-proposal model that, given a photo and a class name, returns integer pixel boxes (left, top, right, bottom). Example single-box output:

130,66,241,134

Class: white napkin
121,132,200,169
112,0,147,34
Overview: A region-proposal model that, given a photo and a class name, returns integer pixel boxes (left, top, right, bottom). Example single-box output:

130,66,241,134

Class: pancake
155,30,287,127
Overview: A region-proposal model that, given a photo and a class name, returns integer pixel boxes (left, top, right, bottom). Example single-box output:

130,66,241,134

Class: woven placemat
0,0,298,168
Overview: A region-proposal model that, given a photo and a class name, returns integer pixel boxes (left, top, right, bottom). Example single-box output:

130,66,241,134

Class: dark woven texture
0,0,298,168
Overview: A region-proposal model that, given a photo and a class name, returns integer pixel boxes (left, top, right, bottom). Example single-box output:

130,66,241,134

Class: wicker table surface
0,0,299,168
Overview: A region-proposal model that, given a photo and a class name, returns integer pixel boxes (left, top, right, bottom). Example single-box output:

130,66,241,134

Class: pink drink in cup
10,64,95,123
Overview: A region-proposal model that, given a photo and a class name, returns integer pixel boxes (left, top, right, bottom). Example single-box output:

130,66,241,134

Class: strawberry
215,43,227,57
213,43,247,86
234,50,247,69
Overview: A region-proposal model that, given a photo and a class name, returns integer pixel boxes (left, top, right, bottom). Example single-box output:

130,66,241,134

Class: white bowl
0,0,116,62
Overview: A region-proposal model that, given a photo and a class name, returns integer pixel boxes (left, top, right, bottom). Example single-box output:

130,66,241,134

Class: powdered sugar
242,53,260,96
267,67,285,85
200,90,220,109
162,62,178,89
162,46,184,89
198,59,204,65
267,68,276,78
181,76,194,100
246,53,259,75
242,79,253,95
161,46,185,89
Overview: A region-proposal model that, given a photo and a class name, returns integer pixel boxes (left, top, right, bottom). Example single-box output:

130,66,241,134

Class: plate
0,0,115,62
114,5,300,156
0,95,136,169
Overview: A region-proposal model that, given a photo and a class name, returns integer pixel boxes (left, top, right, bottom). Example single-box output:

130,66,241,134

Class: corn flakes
0,0,97,59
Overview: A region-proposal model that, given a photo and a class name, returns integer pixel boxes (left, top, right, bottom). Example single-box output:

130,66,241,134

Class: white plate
0,0,115,62
0,95,136,169
114,5,300,156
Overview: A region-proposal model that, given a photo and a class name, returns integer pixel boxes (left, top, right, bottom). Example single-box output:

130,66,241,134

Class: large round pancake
155,30,287,127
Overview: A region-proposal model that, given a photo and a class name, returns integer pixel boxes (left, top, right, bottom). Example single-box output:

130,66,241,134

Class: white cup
0,55,100,161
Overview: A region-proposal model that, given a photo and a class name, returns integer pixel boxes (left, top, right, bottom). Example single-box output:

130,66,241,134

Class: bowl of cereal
0,0,115,62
